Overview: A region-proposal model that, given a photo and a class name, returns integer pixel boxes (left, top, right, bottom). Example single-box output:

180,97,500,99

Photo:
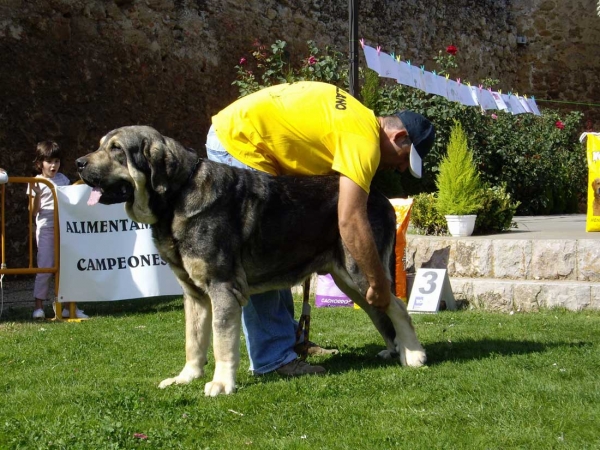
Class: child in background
29,141,88,319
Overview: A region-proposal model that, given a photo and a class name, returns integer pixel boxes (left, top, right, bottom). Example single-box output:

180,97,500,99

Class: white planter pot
445,215,477,237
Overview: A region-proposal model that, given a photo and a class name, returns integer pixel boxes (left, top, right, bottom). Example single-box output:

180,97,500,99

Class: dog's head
77,125,198,224
592,178,600,199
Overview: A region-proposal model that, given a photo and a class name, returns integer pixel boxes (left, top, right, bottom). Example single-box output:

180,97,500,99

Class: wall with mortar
512,0,600,123
0,0,598,272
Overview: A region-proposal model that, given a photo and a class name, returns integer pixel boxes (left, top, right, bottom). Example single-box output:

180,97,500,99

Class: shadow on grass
0,295,184,322
423,338,551,365
305,338,576,374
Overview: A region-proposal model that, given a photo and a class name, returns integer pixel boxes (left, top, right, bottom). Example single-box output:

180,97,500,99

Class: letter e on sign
408,268,456,313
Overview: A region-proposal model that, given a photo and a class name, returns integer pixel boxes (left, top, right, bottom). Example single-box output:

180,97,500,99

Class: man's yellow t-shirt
211,81,381,193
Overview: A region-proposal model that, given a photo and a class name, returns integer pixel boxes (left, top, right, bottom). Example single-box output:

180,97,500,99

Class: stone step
445,277,600,312
406,236,600,282
293,232,600,312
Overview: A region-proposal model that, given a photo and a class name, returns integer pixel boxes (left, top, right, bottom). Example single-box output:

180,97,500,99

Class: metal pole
349,0,359,99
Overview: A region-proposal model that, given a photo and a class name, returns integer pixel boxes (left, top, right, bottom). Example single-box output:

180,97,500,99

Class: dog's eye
111,143,122,152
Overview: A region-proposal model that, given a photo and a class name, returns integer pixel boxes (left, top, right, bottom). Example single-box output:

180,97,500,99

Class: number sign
408,268,456,313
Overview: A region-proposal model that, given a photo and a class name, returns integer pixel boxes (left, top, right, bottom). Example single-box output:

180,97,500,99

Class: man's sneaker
275,358,326,377
294,341,340,357
62,308,89,319
32,308,45,320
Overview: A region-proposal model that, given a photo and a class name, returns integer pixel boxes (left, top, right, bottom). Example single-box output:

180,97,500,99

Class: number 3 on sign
407,268,456,313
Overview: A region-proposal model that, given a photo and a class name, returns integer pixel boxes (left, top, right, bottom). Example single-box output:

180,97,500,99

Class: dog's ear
142,138,170,195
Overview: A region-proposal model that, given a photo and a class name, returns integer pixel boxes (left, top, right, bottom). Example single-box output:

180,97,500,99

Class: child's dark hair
33,140,61,173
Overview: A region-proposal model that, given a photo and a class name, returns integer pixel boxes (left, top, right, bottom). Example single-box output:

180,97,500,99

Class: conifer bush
435,122,484,216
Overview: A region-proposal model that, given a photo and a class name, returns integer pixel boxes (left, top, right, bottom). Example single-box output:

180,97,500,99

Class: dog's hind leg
384,297,426,367
203,281,244,397
332,272,396,349
331,271,426,368
159,282,212,389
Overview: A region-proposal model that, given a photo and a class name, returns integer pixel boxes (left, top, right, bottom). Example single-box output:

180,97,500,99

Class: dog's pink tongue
87,187,102,206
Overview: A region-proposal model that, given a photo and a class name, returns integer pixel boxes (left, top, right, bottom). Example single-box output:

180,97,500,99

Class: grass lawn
1,297,599,449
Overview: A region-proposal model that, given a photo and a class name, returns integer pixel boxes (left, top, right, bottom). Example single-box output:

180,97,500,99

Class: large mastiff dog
76,125,426,396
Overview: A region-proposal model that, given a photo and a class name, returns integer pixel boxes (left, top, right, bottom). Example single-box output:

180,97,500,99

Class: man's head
378,111,435,178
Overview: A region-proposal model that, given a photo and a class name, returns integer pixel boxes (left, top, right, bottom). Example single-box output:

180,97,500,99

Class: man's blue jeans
205,125,298,374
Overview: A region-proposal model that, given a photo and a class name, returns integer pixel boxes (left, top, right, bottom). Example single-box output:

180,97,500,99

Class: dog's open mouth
86,181,133,206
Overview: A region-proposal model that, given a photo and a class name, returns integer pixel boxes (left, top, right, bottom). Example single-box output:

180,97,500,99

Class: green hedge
372,82,586,215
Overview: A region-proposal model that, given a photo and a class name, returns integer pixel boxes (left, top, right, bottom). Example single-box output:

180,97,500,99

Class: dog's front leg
204,283,243,396
158,292,212,388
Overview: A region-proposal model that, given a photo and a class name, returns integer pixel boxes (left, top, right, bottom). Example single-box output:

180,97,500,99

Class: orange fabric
389,198,414,303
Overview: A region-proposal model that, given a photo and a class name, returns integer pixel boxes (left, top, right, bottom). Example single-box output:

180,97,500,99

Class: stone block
493,240,532,279
530,240,577,280
452,240,493,278
513,282,543,312
448,278,473,302
123,28,149,47
406,237,454,274
591,285,600,309
536,283,590,310
577,239,600,282
471,280,513,311
71,17,100,39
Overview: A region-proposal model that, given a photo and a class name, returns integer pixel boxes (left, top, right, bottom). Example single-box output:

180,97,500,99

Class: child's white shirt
26,173,70,227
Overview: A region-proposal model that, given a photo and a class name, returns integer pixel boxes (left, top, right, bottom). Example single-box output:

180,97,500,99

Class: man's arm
338,175,391,311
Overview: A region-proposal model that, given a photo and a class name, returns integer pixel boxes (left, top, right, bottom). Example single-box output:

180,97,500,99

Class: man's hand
366,284,391,311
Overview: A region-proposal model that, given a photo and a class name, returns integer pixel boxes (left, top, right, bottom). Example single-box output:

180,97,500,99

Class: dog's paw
204,381,236,397
377,349,399,360
399,347,427,368
158,364,203,389
158,376,186,389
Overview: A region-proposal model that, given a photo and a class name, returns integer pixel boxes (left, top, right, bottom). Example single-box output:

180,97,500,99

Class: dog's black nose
76,157,87,172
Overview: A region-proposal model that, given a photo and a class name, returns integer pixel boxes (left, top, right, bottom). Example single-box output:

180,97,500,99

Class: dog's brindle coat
76,125,426,396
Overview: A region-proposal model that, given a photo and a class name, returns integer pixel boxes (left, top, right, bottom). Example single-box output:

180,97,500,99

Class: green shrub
435,121,484,216
410,193,447,235
233,39,348,97
411,184,520,236
471,109,586,215
372,170,406,198
372,84,586,214
474,184,520,234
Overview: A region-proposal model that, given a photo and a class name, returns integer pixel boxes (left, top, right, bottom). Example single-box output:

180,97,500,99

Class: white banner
57,185,182,302
361,45,542,115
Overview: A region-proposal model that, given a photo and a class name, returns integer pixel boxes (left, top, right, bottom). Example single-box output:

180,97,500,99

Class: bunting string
361,44,541,116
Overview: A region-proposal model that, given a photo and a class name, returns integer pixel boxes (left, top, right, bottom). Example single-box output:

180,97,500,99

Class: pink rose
239,57,247,65
555,121,565,130
307,56,317,65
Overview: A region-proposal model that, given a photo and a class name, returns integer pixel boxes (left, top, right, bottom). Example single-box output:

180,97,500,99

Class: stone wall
0,0,598,270
512,0,600,123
